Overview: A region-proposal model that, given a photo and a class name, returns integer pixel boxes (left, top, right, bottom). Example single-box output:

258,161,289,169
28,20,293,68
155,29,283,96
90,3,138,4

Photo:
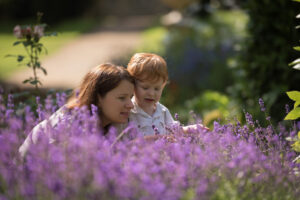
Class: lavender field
0,91,299,200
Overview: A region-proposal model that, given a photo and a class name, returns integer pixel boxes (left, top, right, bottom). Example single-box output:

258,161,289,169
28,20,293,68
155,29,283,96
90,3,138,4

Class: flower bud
21,26,32,39
13,25,22,39
34,25,44,39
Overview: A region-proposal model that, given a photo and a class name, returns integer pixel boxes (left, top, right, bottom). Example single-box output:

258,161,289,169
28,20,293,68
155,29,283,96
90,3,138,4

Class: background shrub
230,0,300,122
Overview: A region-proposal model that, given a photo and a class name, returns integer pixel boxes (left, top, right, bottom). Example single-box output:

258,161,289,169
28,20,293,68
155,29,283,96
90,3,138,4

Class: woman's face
98,80,134,126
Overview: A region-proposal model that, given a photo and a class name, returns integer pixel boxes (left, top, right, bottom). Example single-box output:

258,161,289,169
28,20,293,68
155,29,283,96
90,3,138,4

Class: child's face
134,78,166,111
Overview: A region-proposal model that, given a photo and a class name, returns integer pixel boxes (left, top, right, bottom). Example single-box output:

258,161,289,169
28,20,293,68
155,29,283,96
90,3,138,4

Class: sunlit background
0,0,299,127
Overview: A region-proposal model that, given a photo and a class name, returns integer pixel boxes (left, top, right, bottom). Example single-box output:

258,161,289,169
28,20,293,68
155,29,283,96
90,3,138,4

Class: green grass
0,18,98,79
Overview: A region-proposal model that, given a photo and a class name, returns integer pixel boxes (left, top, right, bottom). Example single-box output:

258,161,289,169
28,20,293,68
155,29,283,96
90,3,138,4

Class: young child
127,52,208,136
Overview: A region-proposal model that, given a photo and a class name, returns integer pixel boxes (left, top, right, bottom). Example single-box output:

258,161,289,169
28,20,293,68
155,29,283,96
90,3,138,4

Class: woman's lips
120,112,129,118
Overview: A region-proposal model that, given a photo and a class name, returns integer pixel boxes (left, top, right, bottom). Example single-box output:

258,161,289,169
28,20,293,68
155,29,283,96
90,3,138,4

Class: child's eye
155,88,160,91
142,87,148,90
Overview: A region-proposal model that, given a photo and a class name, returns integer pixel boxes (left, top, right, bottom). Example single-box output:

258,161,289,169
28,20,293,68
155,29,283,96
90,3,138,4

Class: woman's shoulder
47,105,70,125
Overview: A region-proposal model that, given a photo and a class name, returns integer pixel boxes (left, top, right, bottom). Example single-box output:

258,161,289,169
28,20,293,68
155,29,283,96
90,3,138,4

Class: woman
19,63,135,157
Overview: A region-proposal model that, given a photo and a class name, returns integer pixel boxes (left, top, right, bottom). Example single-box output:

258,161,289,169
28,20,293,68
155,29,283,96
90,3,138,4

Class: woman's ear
97,94,103,108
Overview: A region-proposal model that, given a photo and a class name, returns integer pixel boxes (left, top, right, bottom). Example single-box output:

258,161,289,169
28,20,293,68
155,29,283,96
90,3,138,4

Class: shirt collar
131,97,165,118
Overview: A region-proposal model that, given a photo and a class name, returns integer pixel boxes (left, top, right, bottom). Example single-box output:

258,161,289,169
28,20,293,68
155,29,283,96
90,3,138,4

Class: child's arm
182,124,209,133
163,105,209,134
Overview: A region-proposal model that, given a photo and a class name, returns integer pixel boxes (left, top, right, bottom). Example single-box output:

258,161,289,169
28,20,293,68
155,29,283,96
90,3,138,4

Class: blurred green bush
116,10,248,125
229,0,300,122
179,90,241,127
137,10,248,123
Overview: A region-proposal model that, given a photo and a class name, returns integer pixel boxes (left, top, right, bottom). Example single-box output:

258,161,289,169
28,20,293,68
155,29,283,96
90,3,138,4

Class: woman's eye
118,97,125,100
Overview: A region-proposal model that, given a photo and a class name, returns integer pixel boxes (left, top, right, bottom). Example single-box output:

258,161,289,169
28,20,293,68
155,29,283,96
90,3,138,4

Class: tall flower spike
258,98,266,112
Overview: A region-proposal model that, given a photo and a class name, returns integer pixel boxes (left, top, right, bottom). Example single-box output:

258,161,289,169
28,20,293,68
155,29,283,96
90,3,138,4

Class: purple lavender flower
285,104,290,114
245,112,254,127
258,98,266,112
174,113,179,121
0,91,299,199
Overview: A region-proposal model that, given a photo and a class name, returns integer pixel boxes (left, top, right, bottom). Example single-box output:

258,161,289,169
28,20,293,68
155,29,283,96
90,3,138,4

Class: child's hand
182,124,209,133
163,134,177,143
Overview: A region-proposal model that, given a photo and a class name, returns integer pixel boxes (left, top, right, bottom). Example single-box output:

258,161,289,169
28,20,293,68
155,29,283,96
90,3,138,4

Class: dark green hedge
231,0,300,122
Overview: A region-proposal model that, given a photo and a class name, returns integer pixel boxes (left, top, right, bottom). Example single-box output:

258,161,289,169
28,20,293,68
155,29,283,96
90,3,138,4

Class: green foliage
286,131,300,163
176,90,241,127
1,18,96,80
285,91,300,120
292,132,300,152
136,27,167,55
164,10,247,93
285,2,300,121
134,10,248,122
231,0,300,122
284,0,300,164
143,10,248,119
8,13,56,90
180,188,195,200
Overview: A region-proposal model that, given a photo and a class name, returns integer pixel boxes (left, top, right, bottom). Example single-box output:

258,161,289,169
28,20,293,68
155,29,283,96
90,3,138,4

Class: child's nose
148,89,155,96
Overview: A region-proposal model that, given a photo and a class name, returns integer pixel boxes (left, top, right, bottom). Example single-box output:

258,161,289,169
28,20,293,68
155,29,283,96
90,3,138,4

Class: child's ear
163,81,168,87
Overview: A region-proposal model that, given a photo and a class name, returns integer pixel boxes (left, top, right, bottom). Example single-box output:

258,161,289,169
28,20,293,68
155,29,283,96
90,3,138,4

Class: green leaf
13,41,21,46
293,155,300,163
293,0,300,2
12,91,30,98
293,46,300,51
294,101,300,109
17,55,25,62
23,79,30,84
30,80,40,85
284,107,300,120
288,58,300,66
293,64,300,70
292,140,300,152
286,91,300,102
23,41,32,47
41,67,47,75
44,32,58,37
5,54,15,58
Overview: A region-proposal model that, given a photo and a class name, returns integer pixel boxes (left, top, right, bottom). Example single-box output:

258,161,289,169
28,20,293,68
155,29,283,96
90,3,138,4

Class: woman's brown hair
66,63,134,111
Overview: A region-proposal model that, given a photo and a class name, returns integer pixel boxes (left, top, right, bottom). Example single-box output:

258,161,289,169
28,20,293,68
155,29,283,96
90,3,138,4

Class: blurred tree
230,0,300,122
161,0,196,10
0,0,97,23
